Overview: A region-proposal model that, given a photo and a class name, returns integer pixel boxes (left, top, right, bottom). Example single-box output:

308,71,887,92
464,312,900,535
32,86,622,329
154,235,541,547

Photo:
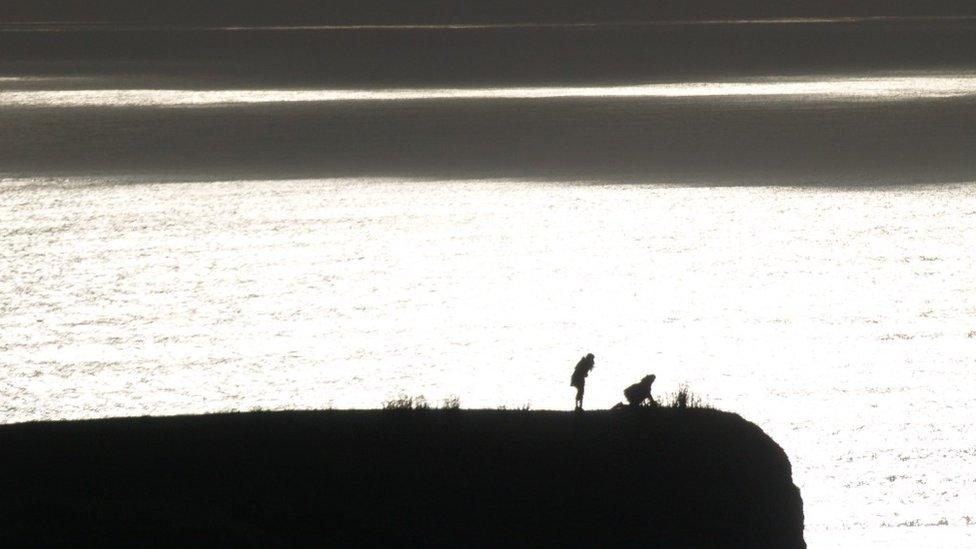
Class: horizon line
4,15,976,33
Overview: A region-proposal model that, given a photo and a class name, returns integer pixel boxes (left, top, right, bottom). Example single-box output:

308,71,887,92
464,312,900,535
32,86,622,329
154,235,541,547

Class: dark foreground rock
0,409,804,548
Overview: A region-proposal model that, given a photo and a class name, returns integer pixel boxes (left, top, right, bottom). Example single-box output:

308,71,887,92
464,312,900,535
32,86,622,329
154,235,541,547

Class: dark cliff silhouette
0,409,805,548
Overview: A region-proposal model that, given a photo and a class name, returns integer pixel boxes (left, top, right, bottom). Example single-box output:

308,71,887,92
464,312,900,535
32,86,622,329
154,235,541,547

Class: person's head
585,353,595,369
643,374,656,386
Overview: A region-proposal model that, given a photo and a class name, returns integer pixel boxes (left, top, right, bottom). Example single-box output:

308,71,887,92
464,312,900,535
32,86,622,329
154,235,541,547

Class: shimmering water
3,74,976,106
2,177,975,546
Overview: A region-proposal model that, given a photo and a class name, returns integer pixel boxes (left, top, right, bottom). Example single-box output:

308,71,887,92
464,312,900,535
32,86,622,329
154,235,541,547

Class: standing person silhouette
570,353,595,411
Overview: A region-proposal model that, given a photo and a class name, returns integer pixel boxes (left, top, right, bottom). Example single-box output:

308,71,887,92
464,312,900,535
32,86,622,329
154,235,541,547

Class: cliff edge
0,409,804,547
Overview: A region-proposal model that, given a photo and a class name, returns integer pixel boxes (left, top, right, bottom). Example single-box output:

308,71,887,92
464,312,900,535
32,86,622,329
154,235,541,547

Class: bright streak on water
2,177,976,548
3,75,976,107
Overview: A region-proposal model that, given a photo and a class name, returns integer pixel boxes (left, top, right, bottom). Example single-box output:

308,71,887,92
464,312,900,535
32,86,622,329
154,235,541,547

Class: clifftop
0,409,804,548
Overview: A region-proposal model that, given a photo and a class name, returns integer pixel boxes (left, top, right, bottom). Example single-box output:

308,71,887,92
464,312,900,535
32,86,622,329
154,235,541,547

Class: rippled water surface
2,178,975,546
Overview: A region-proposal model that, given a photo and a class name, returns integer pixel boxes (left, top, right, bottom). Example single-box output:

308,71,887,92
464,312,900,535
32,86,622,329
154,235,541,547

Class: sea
3,20,976,544
3,175,975,547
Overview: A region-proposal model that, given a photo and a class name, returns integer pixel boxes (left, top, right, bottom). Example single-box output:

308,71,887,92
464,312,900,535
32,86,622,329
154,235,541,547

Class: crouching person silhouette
570,353,595,411
624,374,657,407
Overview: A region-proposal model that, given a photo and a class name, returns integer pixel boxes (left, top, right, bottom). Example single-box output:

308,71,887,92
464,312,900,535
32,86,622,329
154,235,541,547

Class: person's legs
575,386,584,410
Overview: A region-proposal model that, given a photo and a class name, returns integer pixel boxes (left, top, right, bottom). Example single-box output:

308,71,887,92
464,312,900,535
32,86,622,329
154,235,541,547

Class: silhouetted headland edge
0,408,805,548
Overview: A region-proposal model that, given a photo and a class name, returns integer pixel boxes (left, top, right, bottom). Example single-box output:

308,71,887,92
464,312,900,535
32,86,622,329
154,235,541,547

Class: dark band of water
3,94,976,185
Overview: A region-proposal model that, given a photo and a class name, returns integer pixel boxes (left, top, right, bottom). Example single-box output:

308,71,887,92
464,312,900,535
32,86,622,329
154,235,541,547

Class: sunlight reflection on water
1,177,975,547
3,74,976,106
